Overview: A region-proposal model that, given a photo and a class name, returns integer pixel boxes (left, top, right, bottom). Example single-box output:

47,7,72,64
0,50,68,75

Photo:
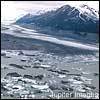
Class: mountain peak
60,5,71,9
78,4,99,20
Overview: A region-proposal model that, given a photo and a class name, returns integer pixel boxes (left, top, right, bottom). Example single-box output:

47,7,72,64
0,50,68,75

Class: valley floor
1,24,99,99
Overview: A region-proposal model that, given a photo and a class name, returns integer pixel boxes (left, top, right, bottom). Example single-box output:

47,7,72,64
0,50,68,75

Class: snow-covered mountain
16,4,99,33
77,4,99,21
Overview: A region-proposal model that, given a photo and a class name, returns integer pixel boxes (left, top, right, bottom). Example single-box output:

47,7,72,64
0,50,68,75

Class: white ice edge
31,83,49,90
58,74,66,78
40,64,51,68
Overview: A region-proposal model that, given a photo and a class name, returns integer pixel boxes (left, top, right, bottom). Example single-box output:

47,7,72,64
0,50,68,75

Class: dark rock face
48,69,66,75
61,80,70,84
23,75,33,79
18,51,24,55
93,73,99,76
1,53,6,56
9,64,25,69
73,76,83,81
6,72,21,77
33,90,43,94
34,75,44,80
21,59,27,62
24,65,31,68
1,83,8,91
4,56,11,58
61,85,73,91
18,79,27,84
60,69,70,73
49,84,61,90
84,84,96,89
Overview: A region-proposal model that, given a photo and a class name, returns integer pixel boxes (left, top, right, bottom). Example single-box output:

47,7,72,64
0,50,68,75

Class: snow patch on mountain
77,4,99,21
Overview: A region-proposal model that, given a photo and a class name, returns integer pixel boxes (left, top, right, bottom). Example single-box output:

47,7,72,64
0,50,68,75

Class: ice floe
31,83,49,90
58,74,66,78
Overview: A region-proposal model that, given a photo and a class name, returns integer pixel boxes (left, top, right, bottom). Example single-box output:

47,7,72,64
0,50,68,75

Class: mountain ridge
16,4,99,33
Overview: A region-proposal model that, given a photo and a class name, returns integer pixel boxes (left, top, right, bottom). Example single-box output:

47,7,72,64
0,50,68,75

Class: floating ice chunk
40,64,51,68
31,95,35,98
82,71,90,75
20,56,28,61
4,83,14,90
19,90,29,95
1,78,8,83
12,77,22,80
70,84,85,92
68,78,83,84
31,83,49,90
5,51,19,56
72,67,82,71
73,81,83,84
21,78,36,84
76,86,86,92
68,78,74,82
80,76,92,84
58,74,66,78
